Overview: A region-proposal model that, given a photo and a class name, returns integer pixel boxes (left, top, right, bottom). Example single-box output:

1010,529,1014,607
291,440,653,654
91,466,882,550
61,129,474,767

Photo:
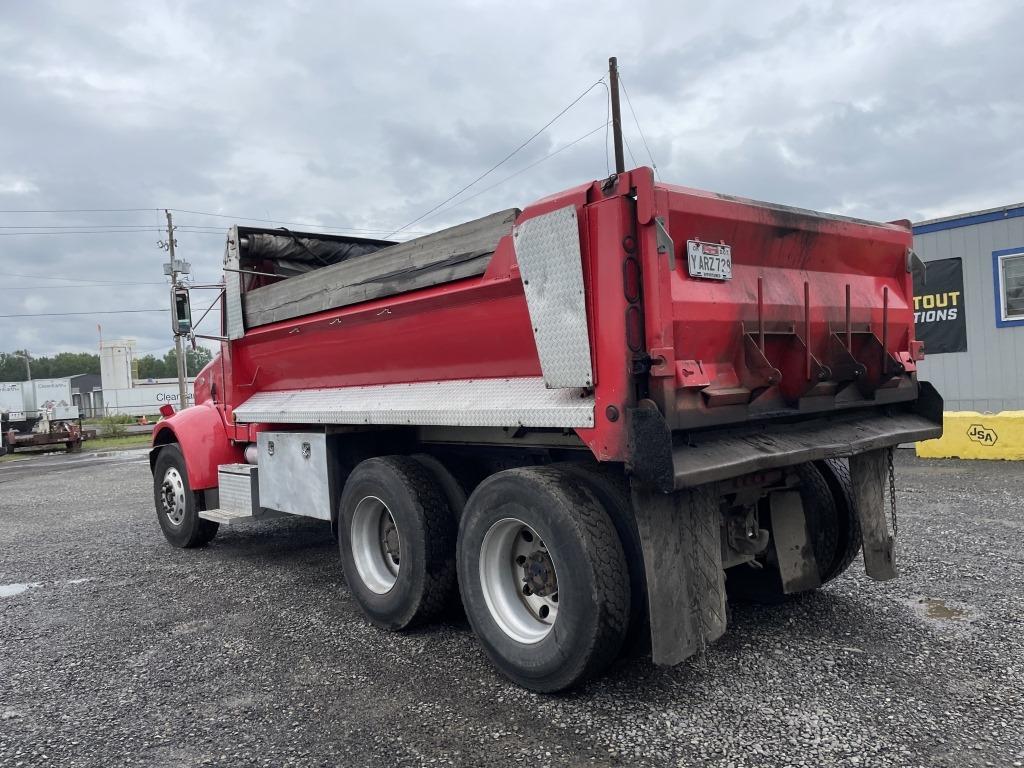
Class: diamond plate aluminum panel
513,205,594,388
224,230,245,340
217,463,258,514
233,376,594,428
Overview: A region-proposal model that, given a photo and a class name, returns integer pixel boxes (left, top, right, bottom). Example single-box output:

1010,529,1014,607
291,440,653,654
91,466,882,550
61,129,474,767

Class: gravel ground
0,449,1022,767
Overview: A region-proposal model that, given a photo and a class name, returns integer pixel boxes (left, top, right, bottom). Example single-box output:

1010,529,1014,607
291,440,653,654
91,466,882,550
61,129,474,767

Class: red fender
149,402,243,490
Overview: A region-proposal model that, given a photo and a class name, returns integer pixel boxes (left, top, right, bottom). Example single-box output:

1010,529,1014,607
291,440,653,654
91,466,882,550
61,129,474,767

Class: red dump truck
149,166,941,691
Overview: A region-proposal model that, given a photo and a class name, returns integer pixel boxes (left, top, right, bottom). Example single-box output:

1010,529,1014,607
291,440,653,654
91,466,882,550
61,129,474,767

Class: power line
0,224,168,229
2,283,168,290
168,209,426,236
0,271,167,285
416,122,610,226
618,73,659,179
601,80,612,176
0,207,426,237
0,309,166,318
0,224,224,231
0,229,227,236
385,77,608,238
623,134,639,169
0,207,161,213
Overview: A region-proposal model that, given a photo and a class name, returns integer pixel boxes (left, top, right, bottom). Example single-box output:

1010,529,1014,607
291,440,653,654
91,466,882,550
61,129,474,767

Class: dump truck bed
214,167,938,482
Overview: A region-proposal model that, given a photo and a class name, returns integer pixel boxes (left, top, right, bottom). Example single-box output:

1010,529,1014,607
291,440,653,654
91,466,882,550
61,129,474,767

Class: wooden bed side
242,208,519,327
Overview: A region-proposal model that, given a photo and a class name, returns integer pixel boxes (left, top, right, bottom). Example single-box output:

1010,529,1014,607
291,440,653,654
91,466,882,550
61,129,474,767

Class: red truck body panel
156,167,931,487
152,401,244,490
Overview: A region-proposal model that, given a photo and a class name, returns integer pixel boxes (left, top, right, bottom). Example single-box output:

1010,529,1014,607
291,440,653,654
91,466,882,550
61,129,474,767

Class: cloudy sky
1,0,1021,357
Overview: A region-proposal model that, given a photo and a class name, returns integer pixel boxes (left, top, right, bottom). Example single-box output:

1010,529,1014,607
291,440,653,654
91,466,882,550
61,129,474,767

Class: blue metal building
914,203,1024,412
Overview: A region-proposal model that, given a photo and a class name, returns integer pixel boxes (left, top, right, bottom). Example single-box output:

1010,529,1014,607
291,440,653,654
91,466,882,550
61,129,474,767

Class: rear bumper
629,381,943,490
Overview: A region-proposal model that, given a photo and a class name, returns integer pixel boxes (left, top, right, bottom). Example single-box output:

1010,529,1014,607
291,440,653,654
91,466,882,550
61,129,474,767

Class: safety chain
887,446,898,537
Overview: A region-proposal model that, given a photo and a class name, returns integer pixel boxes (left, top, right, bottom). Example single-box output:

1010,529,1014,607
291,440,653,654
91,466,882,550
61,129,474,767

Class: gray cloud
0,0,1021,356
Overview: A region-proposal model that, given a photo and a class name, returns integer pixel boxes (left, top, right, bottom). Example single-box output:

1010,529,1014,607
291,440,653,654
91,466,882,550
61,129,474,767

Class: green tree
135,354,168,380
0,350,99,382
45,352,101,377
1,346,214,383
136,347,214,380
0,351,30,381
187,346,214,374
161,349,179,377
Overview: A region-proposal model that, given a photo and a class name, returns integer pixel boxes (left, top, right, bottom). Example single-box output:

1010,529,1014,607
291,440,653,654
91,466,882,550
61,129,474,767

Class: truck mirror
173,287,193,335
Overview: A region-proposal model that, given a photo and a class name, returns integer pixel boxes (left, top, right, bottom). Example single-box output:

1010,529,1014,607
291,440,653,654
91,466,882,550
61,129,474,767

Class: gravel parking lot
1,449,1021,767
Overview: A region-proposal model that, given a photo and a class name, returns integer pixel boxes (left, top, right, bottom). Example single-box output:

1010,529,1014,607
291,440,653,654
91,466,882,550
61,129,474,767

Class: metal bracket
826,332,867,383
907,247,927,283
648,346,675,378
654,216,675,270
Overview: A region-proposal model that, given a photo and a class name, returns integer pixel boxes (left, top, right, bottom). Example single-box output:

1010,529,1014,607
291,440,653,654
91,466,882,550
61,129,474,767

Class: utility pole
16,351,31,381
608,56,626,175
163,210,190,410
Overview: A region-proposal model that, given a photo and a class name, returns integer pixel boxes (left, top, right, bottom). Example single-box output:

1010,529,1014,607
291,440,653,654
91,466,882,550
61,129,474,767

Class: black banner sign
913,257,967,354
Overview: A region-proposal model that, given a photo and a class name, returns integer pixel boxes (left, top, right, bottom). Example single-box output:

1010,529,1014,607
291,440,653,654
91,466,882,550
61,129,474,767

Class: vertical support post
845,283,852,352
881,285,890,374
608,57,626,175
166,209,190,410
804,281,812,380
757,276,765,352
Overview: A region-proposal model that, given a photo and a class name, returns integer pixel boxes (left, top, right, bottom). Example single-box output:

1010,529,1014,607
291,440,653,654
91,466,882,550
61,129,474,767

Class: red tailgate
648,183,920,430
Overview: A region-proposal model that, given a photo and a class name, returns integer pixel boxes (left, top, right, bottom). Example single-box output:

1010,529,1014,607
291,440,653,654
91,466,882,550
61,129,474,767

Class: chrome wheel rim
351,496,401,594
160,467,187,526
479,518,559,644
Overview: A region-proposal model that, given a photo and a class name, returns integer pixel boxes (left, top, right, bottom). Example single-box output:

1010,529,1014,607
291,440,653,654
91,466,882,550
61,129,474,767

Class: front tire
458,467,629,693
152,444,218,548
338,456,457,630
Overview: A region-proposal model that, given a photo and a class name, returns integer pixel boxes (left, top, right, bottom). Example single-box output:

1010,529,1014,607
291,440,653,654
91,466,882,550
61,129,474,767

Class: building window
994,248,1024,327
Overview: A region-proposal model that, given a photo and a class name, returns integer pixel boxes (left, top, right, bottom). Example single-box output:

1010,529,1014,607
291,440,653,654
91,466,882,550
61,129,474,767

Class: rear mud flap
769,490,822,593
630,483,727,666
849,449,898,581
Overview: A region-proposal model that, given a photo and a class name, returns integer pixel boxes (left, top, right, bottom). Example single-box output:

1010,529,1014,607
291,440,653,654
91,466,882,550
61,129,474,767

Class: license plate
686,240,733,280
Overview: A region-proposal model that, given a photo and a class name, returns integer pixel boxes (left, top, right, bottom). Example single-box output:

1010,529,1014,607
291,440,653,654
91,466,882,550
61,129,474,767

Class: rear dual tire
457,467,630,693
338,457,636,691
727,459,863,602
337,456,458,630
552,462,649,658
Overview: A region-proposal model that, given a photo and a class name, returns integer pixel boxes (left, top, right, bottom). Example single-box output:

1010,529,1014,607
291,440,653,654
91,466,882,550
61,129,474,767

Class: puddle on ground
0,582,42,598
907,595,975,628
0,578,92,597
922,597,968,620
